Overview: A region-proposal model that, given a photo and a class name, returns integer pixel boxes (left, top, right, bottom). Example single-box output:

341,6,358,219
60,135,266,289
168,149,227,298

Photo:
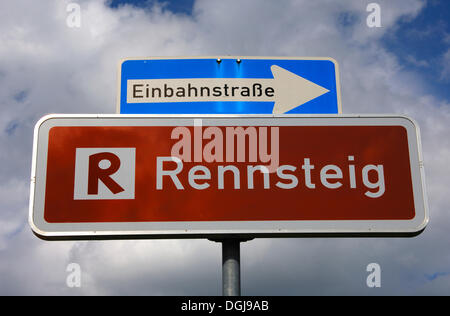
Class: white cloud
1,0,450,295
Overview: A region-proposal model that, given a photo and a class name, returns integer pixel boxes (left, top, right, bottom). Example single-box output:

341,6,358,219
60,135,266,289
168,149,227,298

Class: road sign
29,114,428,239
117,57,342,114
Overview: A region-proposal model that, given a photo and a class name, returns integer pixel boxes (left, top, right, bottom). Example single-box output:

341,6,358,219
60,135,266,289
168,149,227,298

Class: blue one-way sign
117,57,342,114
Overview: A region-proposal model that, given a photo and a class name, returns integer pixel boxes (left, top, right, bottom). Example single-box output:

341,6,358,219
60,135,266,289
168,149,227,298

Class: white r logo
73,148,136,200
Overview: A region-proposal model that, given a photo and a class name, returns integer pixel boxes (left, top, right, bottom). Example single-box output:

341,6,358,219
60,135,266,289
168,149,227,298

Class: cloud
440,49,450,81
1,0,449,295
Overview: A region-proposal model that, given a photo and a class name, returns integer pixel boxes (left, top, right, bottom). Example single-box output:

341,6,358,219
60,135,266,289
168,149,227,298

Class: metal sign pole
221,239,241,296
209,237,253,296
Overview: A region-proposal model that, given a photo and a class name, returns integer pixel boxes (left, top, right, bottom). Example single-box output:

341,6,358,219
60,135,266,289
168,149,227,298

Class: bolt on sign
29,115,428,239
117,57,342,115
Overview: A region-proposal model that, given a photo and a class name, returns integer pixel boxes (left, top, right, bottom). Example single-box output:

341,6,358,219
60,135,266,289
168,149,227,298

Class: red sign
29,115,428,239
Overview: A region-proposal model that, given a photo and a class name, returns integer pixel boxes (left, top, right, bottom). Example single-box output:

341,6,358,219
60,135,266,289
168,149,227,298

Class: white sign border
29,114,429,240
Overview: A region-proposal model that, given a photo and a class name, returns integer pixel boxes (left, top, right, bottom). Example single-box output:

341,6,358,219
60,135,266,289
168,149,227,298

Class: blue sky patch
109,0,450,103
4,120,19,136
108,0,194,15
381,0,450,101
13,90,28,103
425,271,450,281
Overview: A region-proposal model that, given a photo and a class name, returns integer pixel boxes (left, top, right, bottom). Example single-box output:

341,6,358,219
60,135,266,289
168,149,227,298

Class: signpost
117,57,342,114
29,56,429,297
29,114,428,240
116,56,343,295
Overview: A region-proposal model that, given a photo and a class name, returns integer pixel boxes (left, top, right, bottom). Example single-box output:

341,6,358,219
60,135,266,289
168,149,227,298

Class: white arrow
127,65,330,114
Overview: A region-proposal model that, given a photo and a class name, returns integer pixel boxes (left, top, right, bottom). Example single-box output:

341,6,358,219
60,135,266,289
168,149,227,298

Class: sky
0,0,450,295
